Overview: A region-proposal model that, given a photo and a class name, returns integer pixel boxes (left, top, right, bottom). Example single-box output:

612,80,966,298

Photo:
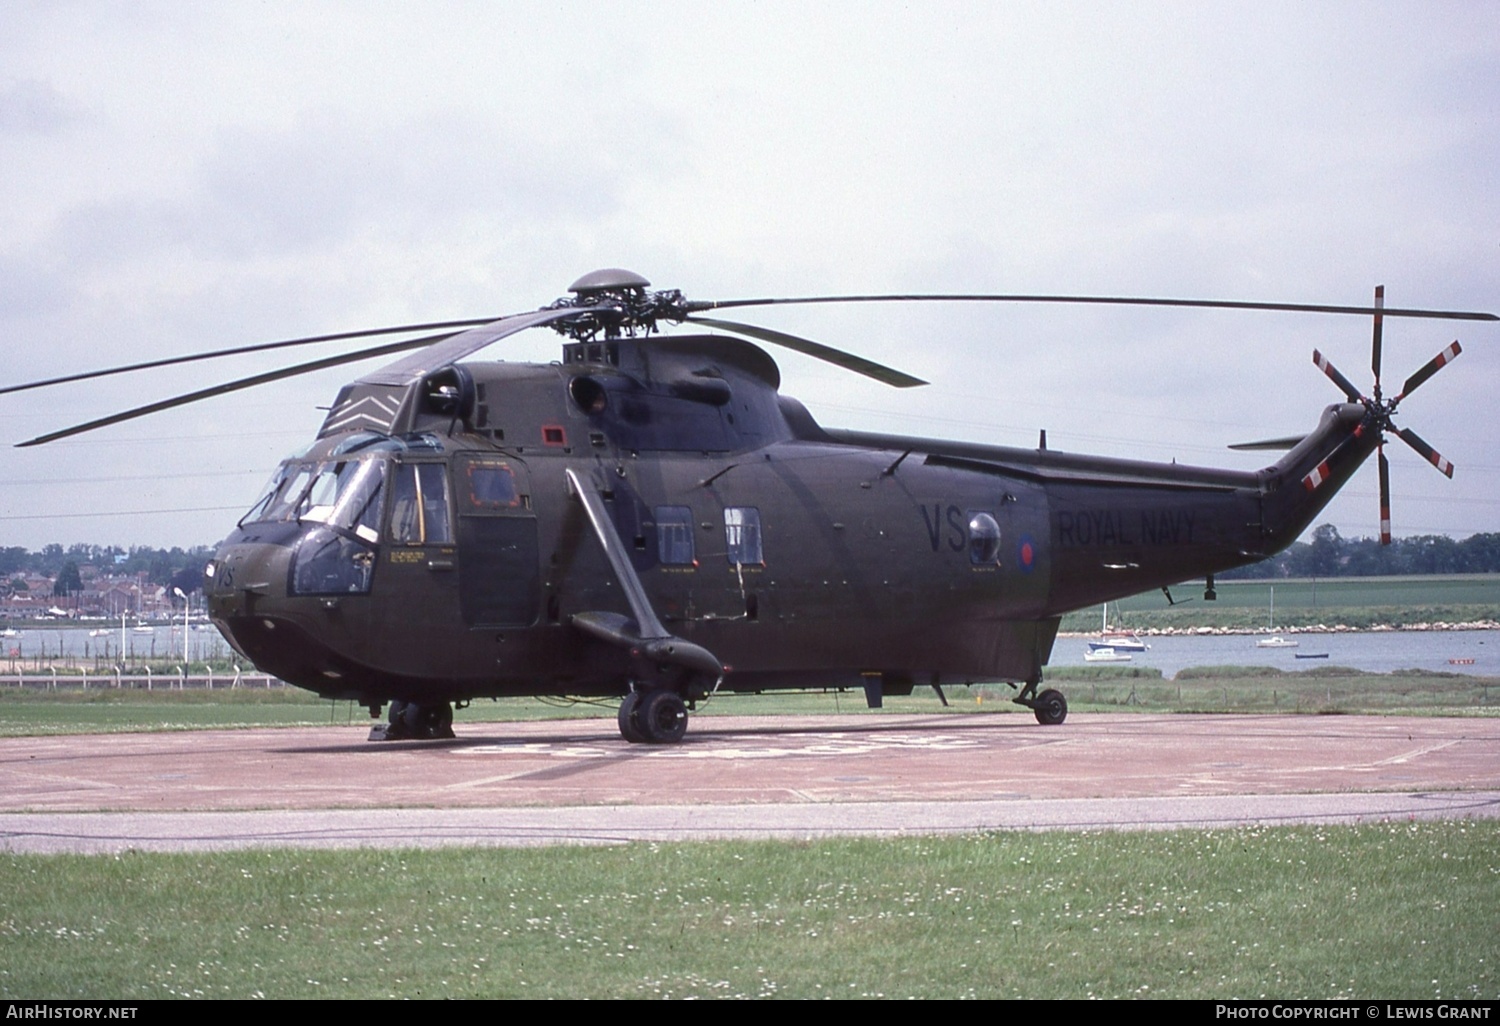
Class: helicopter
8,271,1493,743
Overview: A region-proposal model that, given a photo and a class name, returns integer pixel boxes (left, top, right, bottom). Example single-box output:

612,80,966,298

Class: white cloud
0,1,1495,548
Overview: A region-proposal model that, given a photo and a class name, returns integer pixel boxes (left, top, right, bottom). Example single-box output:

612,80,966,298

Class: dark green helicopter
11,272,1493,743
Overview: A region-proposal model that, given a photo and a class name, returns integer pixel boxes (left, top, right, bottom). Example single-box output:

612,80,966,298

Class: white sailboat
1255,586,1298,648
1088,602,1149,653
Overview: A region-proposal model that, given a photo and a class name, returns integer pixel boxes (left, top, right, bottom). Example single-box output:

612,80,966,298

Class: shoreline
1058,620,1500,638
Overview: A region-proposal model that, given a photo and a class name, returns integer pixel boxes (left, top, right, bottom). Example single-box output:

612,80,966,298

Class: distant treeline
1,543,213,589
1222,526,1500,579
3,528,1498,589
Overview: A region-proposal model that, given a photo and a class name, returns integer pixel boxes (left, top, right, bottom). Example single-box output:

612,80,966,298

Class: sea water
1052,628,1499,679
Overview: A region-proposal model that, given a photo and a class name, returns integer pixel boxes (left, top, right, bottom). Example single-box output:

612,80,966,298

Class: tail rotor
1308,286,1462,544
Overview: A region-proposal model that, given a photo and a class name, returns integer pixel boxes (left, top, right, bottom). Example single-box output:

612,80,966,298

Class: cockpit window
389,462,452,545
261,465,314,523
240,458,387,542
241,465,290,524
299,467,343,523
297,460,387,541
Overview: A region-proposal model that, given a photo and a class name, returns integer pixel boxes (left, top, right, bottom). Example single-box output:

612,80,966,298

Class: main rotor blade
15,331,457,448
1312,349,1363,402
1370,285,1385,391
686,315,927,388
1378,444,1392,545
1396,341,1462,402
1397,427,1454,478
355,306,600,386
0,318,497,398
688,293,1498,321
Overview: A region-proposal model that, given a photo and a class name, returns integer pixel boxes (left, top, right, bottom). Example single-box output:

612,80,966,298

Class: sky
1,1,1496,553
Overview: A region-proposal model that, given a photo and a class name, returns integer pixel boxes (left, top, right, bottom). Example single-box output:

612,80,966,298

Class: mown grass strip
0,822,1493,999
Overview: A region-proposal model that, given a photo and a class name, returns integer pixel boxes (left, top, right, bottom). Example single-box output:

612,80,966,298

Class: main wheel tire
398,701,456,740
639,690,688,744
1033,688,1068,725
385,700,412,738
426,702,456,739
618,691,648,743
400,700,427,735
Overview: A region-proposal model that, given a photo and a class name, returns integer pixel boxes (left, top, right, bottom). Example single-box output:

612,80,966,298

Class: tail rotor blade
1396,341,1462,402
1397,427,1455,478
1312,349,1363,402
1370,285,1385,393
1378,444,1392,545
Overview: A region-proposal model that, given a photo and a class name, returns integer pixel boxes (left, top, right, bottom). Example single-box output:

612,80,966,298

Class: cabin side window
389,462,452,545
724,506,763,566
655,506,696,566
462,460,526,511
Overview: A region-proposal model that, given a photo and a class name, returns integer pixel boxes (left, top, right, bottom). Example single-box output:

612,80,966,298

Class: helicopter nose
206,540,291,627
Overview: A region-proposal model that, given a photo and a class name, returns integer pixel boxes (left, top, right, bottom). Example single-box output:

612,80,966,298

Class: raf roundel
1017,535,1037,574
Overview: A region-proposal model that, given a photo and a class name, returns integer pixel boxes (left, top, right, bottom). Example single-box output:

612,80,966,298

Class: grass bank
0,668,1494,737
1059,575,1500,632
0,822,1492,999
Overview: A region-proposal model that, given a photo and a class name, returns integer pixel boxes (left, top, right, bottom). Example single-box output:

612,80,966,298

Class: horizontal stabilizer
1229,435,1306,451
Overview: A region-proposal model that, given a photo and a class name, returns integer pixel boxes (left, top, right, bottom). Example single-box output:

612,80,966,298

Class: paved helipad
1,713,1496,850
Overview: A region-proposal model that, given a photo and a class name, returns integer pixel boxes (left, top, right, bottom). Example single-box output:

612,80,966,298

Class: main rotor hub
547,267,689,341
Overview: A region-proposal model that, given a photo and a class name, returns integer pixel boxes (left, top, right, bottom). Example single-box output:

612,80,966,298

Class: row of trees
4,529,1499,587
1,544,214,592
1221,527,1500,579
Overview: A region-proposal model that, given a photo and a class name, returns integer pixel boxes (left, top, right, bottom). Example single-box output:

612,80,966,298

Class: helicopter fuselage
205,334,1376,717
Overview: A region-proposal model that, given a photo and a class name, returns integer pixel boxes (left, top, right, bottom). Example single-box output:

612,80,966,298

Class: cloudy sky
1,1,1496,553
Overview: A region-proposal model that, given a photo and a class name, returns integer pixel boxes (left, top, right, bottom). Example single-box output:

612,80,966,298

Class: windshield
298,459,387,541
241,457,389,541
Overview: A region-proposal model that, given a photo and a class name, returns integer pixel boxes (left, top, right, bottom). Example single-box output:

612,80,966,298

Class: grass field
0,823,1493,1000
0,667,1495,737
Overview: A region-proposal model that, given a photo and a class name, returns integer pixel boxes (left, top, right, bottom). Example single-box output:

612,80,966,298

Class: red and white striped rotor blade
1396,341,1461,402
1378,444,1392,545
1312,349,1363,402
1397,428,1455,478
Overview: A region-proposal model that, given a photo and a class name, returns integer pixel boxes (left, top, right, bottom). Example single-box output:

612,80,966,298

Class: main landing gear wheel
409,701,455,739
618,690,688,744
618,692,648,743
375,700,456,740
1033,688,1068,726
640,690,688,743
